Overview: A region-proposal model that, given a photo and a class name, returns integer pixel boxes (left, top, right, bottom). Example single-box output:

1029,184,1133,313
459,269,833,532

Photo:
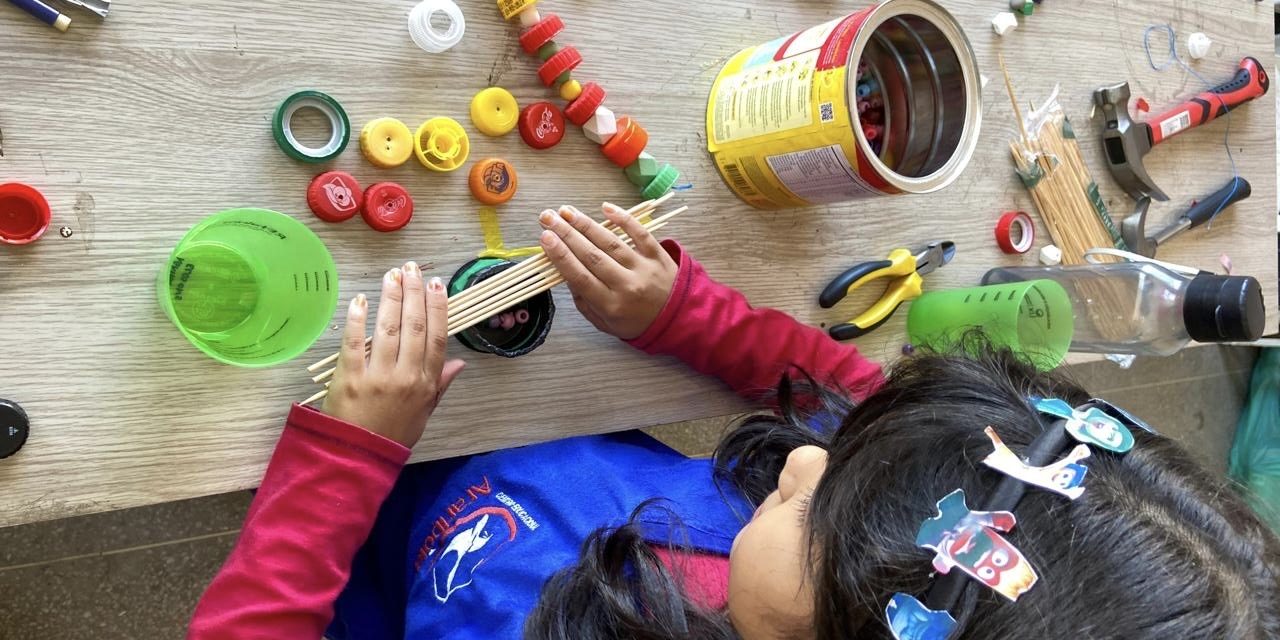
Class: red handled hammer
1093,57,1269,201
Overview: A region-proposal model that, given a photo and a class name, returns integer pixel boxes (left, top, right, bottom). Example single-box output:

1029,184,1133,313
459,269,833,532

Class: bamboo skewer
304,194,673,375
301,203,686,404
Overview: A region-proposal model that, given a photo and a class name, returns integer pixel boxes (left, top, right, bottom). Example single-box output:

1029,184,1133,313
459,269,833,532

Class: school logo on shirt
413,476,540,603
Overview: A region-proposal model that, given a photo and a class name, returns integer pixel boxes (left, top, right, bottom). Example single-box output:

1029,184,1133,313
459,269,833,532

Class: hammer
1121,176,1251,258
1093,57,1269,201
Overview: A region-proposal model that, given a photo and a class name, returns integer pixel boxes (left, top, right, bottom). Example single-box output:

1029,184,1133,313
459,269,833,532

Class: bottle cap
0,183,52,245
361,182,414,232
306,171,363,222
0,399,29,460
1183,274,1265,342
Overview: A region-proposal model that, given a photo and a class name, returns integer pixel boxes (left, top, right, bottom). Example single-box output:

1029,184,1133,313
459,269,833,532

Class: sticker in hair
885,593,956,640
1034,398,1135,453
916,489,1038,601
981,427,1090,499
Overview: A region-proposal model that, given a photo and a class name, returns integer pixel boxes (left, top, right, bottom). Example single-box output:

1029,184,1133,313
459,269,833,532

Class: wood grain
0,0,1274,527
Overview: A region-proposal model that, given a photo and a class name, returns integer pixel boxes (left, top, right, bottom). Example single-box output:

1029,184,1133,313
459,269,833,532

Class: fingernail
540,230,556,245
356,293,367,308
558,208,575,222
539,210,555,226
389,268,403,283
429,276,443,292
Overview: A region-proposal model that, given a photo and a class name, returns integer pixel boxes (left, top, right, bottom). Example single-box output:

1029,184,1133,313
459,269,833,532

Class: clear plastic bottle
982,262,1264,356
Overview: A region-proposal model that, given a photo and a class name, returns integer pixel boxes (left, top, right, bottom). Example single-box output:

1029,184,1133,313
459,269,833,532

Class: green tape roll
641,164,679,200
272,90,351,163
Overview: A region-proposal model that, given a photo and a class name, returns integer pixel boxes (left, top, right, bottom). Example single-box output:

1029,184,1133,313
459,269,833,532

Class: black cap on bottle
1183,274,1265,342
0,399,29,460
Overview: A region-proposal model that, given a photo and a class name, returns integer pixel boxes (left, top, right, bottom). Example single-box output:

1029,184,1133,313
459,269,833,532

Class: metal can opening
852,2,978,192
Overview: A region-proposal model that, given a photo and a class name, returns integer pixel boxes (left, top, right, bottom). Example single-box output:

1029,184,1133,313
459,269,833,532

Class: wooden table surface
0,0,1274,527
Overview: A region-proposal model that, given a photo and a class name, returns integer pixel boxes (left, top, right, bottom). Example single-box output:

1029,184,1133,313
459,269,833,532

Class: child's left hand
322,262,466,448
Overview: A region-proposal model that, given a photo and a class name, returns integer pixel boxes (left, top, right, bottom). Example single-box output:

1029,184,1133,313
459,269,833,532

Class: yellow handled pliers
819,241,956,340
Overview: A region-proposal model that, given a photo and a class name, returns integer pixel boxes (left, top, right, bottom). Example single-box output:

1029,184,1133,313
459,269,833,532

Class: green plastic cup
906,279,1073,370
157,208,338,367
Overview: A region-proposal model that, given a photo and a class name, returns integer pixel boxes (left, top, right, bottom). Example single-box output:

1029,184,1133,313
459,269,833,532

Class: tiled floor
0,346,1262,639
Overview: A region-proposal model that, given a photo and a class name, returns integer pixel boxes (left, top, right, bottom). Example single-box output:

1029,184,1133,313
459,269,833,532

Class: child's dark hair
526,346,1280,639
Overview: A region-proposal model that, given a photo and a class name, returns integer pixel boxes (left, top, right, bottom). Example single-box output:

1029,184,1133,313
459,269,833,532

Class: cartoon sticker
886,593,956,640
1033,398,1135,454
981,427,1091,500
915,489,1038,602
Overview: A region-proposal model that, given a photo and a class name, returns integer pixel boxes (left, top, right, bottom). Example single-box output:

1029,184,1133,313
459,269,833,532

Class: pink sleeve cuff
627,239,692,353
286,403,412,469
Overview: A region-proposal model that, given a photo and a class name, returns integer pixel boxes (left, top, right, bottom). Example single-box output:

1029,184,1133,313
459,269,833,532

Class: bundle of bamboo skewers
1000,57,1124,265
301,194,686,405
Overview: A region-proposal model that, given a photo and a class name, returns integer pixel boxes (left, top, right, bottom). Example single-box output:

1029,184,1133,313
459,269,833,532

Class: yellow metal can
706,0,982,209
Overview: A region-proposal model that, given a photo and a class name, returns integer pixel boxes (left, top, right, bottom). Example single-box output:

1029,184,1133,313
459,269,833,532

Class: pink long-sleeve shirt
188,241,884,639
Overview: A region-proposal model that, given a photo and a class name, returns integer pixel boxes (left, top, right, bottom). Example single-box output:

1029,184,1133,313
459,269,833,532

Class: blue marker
6,0,71,31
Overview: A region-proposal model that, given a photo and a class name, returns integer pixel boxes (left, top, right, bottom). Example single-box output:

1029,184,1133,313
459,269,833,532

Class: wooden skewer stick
305,195,672,374
305,207,684,388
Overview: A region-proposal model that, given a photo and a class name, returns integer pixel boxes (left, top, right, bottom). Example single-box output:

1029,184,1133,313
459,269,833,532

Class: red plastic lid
0,183,51,245
306,171,363,223
519,13,564,55
564,82,605,126
519,102,566,150
361,182,414,232
538,46,582,86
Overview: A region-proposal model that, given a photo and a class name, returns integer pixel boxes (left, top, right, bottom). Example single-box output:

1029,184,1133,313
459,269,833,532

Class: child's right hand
539,203,677,341
322,262,466,448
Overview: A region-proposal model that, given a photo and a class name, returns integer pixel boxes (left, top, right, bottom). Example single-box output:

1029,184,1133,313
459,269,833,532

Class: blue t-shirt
328,431,752,640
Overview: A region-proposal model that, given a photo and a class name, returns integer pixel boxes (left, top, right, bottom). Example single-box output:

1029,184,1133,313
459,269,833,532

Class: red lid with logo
306,171,363,223
0,183,52,245
362,182,414,232
518,102,566,150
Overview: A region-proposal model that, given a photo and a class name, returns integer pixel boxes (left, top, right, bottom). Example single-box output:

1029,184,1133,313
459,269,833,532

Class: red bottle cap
601,116,648,167
538,46,582,86
306,171,363,223
519,13,564,55
519,102,566,150
362,182,414,232
0,183,51,245
564,82,605,126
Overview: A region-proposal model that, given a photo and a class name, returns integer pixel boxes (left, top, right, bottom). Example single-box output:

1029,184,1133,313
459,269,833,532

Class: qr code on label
819,102,835,123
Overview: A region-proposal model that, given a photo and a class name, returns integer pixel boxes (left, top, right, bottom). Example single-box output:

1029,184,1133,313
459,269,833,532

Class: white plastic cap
1039,244,1063,266
1187,32,1212,60
992,12,1018,36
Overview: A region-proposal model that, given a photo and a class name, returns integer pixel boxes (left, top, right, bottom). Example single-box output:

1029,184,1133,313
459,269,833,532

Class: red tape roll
996,211,1034,254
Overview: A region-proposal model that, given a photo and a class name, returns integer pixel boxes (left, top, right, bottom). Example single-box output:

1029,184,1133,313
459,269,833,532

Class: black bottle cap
1183,274,1265,342
0,399,29,460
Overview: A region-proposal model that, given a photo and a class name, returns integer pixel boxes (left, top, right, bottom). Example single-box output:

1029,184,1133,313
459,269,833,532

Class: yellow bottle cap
497,0,537,20
414,117,470,172
470,87,520,137
359,118,414,168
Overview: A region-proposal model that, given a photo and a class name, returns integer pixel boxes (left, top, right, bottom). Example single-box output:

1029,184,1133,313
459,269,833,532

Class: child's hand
322,262,466,448
539,203,677,341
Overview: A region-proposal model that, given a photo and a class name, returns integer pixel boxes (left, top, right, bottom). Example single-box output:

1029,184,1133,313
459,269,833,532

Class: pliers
819,241,956,340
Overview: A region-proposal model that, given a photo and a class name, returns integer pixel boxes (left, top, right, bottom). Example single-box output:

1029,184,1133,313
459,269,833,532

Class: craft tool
7,0,70,31
818,240,955,340
303,194,683,402
705,0,980,210
1121,177,1251,258
50,0,107,18
1093,57,1268,201
272,91,351,163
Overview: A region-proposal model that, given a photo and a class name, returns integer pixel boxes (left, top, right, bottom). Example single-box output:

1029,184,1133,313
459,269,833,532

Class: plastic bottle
982,262,1265,356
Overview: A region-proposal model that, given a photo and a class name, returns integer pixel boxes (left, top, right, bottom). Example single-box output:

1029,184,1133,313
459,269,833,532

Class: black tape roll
447,258,555,358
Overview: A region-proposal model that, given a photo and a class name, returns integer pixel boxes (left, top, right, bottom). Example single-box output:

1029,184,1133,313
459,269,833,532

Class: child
188,205,1280,640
